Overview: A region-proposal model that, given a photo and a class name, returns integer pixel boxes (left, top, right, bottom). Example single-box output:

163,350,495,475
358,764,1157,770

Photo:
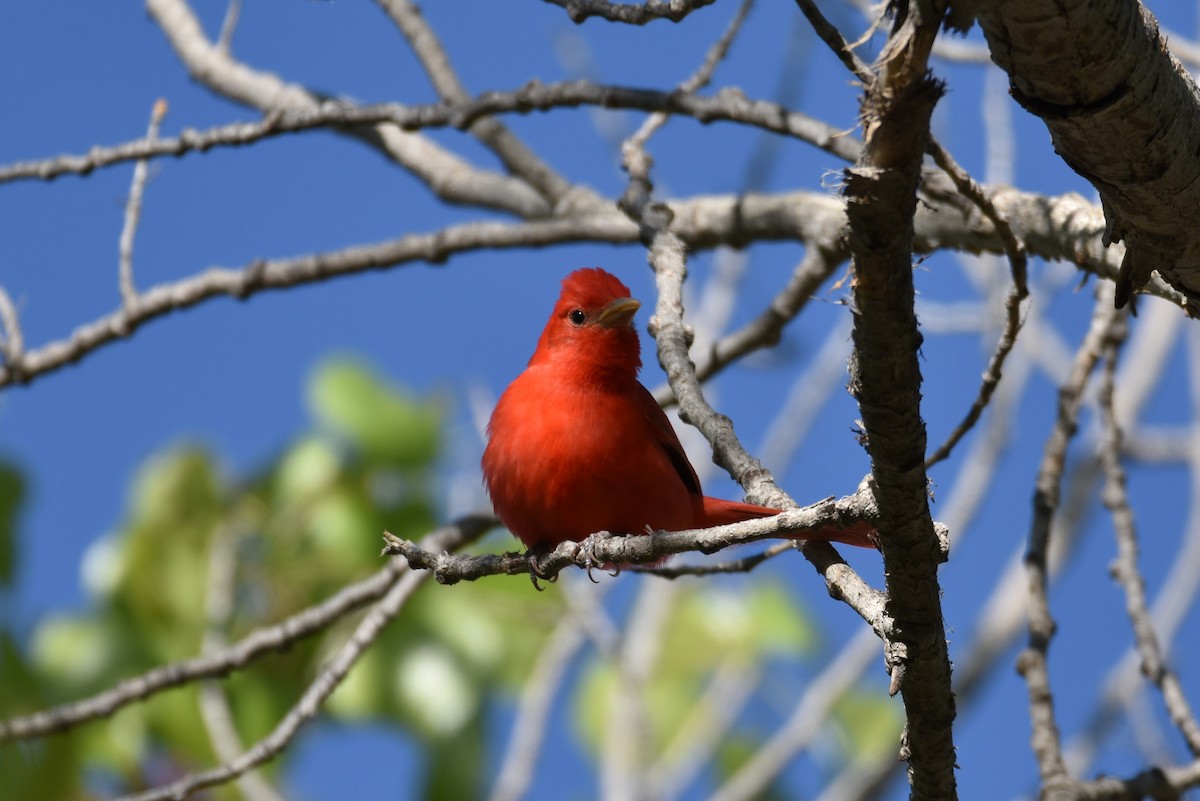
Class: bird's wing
636,383,703,496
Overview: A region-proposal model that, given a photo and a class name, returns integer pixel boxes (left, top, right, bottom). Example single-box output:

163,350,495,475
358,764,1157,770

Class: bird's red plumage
481,268,876,550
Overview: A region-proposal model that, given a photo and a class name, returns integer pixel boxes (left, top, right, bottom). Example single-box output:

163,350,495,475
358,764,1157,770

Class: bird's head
531,268,642,378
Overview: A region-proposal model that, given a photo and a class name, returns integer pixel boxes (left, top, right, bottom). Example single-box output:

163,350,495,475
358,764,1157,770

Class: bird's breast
482,369,695,546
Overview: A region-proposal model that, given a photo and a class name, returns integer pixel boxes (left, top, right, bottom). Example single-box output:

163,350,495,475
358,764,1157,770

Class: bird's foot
525,545,557,591
578,530,621,582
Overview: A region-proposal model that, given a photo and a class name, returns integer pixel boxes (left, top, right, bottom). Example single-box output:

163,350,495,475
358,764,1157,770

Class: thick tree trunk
975,0,1200,309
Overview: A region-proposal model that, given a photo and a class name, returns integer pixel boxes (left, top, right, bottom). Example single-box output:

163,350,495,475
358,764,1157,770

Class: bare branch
216,0,241,53
924,277,1027,468
488,613,587,801
793,0,872,83
1099,319,1200,756
711,625,879,801
0,284,23,371
117,559,431,801
0,516,493,743
636,540,794,578
0,215,641,389
543,0,718,25
1070,758,1200,800
652,246,849,408
145,0,551,218
649,657,759,801
822,456,1109,801
625,0,754,154
1020,287,1126,795
3,183,1177,392
840,0,956,793
375,0,575,206
384,493,881,584
0,82,859,186
118,98,168,310
198,523,288,801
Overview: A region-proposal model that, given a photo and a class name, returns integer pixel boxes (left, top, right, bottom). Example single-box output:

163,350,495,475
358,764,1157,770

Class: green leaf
0,461,25,588
392,643,477,738
276,436,341,503
30,614,116,689
308,358,440,468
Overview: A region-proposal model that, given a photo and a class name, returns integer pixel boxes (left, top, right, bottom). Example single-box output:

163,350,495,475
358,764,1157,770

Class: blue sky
2,2,1198,800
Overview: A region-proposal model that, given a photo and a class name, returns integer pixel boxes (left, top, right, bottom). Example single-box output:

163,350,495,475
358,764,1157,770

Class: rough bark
845,2,958,798
974,0,1200,308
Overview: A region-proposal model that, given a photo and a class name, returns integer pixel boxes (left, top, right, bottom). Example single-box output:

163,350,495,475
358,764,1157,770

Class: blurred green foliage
0,357,897,801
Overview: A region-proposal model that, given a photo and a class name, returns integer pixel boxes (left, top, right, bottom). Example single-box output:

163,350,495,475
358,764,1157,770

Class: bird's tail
699,496,878,549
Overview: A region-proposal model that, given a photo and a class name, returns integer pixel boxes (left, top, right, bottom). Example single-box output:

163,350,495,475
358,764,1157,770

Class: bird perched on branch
481,267,877,553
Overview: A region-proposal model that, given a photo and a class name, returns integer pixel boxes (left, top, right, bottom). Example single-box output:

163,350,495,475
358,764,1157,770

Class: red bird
482,268,876,551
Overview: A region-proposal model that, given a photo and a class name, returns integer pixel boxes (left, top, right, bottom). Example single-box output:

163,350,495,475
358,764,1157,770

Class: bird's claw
525,546,557,591
579,530,621,582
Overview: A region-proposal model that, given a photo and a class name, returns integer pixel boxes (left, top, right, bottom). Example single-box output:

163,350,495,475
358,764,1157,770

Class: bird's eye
568,308,587,326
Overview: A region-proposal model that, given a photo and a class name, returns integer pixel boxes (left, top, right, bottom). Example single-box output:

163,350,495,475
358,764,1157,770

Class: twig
602,579,677,801
1067,416,1200,774
928,142,1030,298
0,284,23,372
118,99,168,310
651,246,849,408
543,0,718,25
198,523,288,801
625,0,754,154
629,175,887,632
488,613,587,801
797,0,1029,475
710,625,879,801
922,135,1030,469
1098,316,1200,756
635,541,794,578
758,310,854,474
0,517,492,743
1070,758,1200,799
375,0,573,206
792,0,872,84
924,276,1027,468
116,561,431,801
216,0,241,53
648,656,759,801
146,0,550,218
1020,287,1125,796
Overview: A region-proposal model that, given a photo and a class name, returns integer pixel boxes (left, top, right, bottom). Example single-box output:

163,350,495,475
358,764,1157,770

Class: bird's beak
595,297,641,329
